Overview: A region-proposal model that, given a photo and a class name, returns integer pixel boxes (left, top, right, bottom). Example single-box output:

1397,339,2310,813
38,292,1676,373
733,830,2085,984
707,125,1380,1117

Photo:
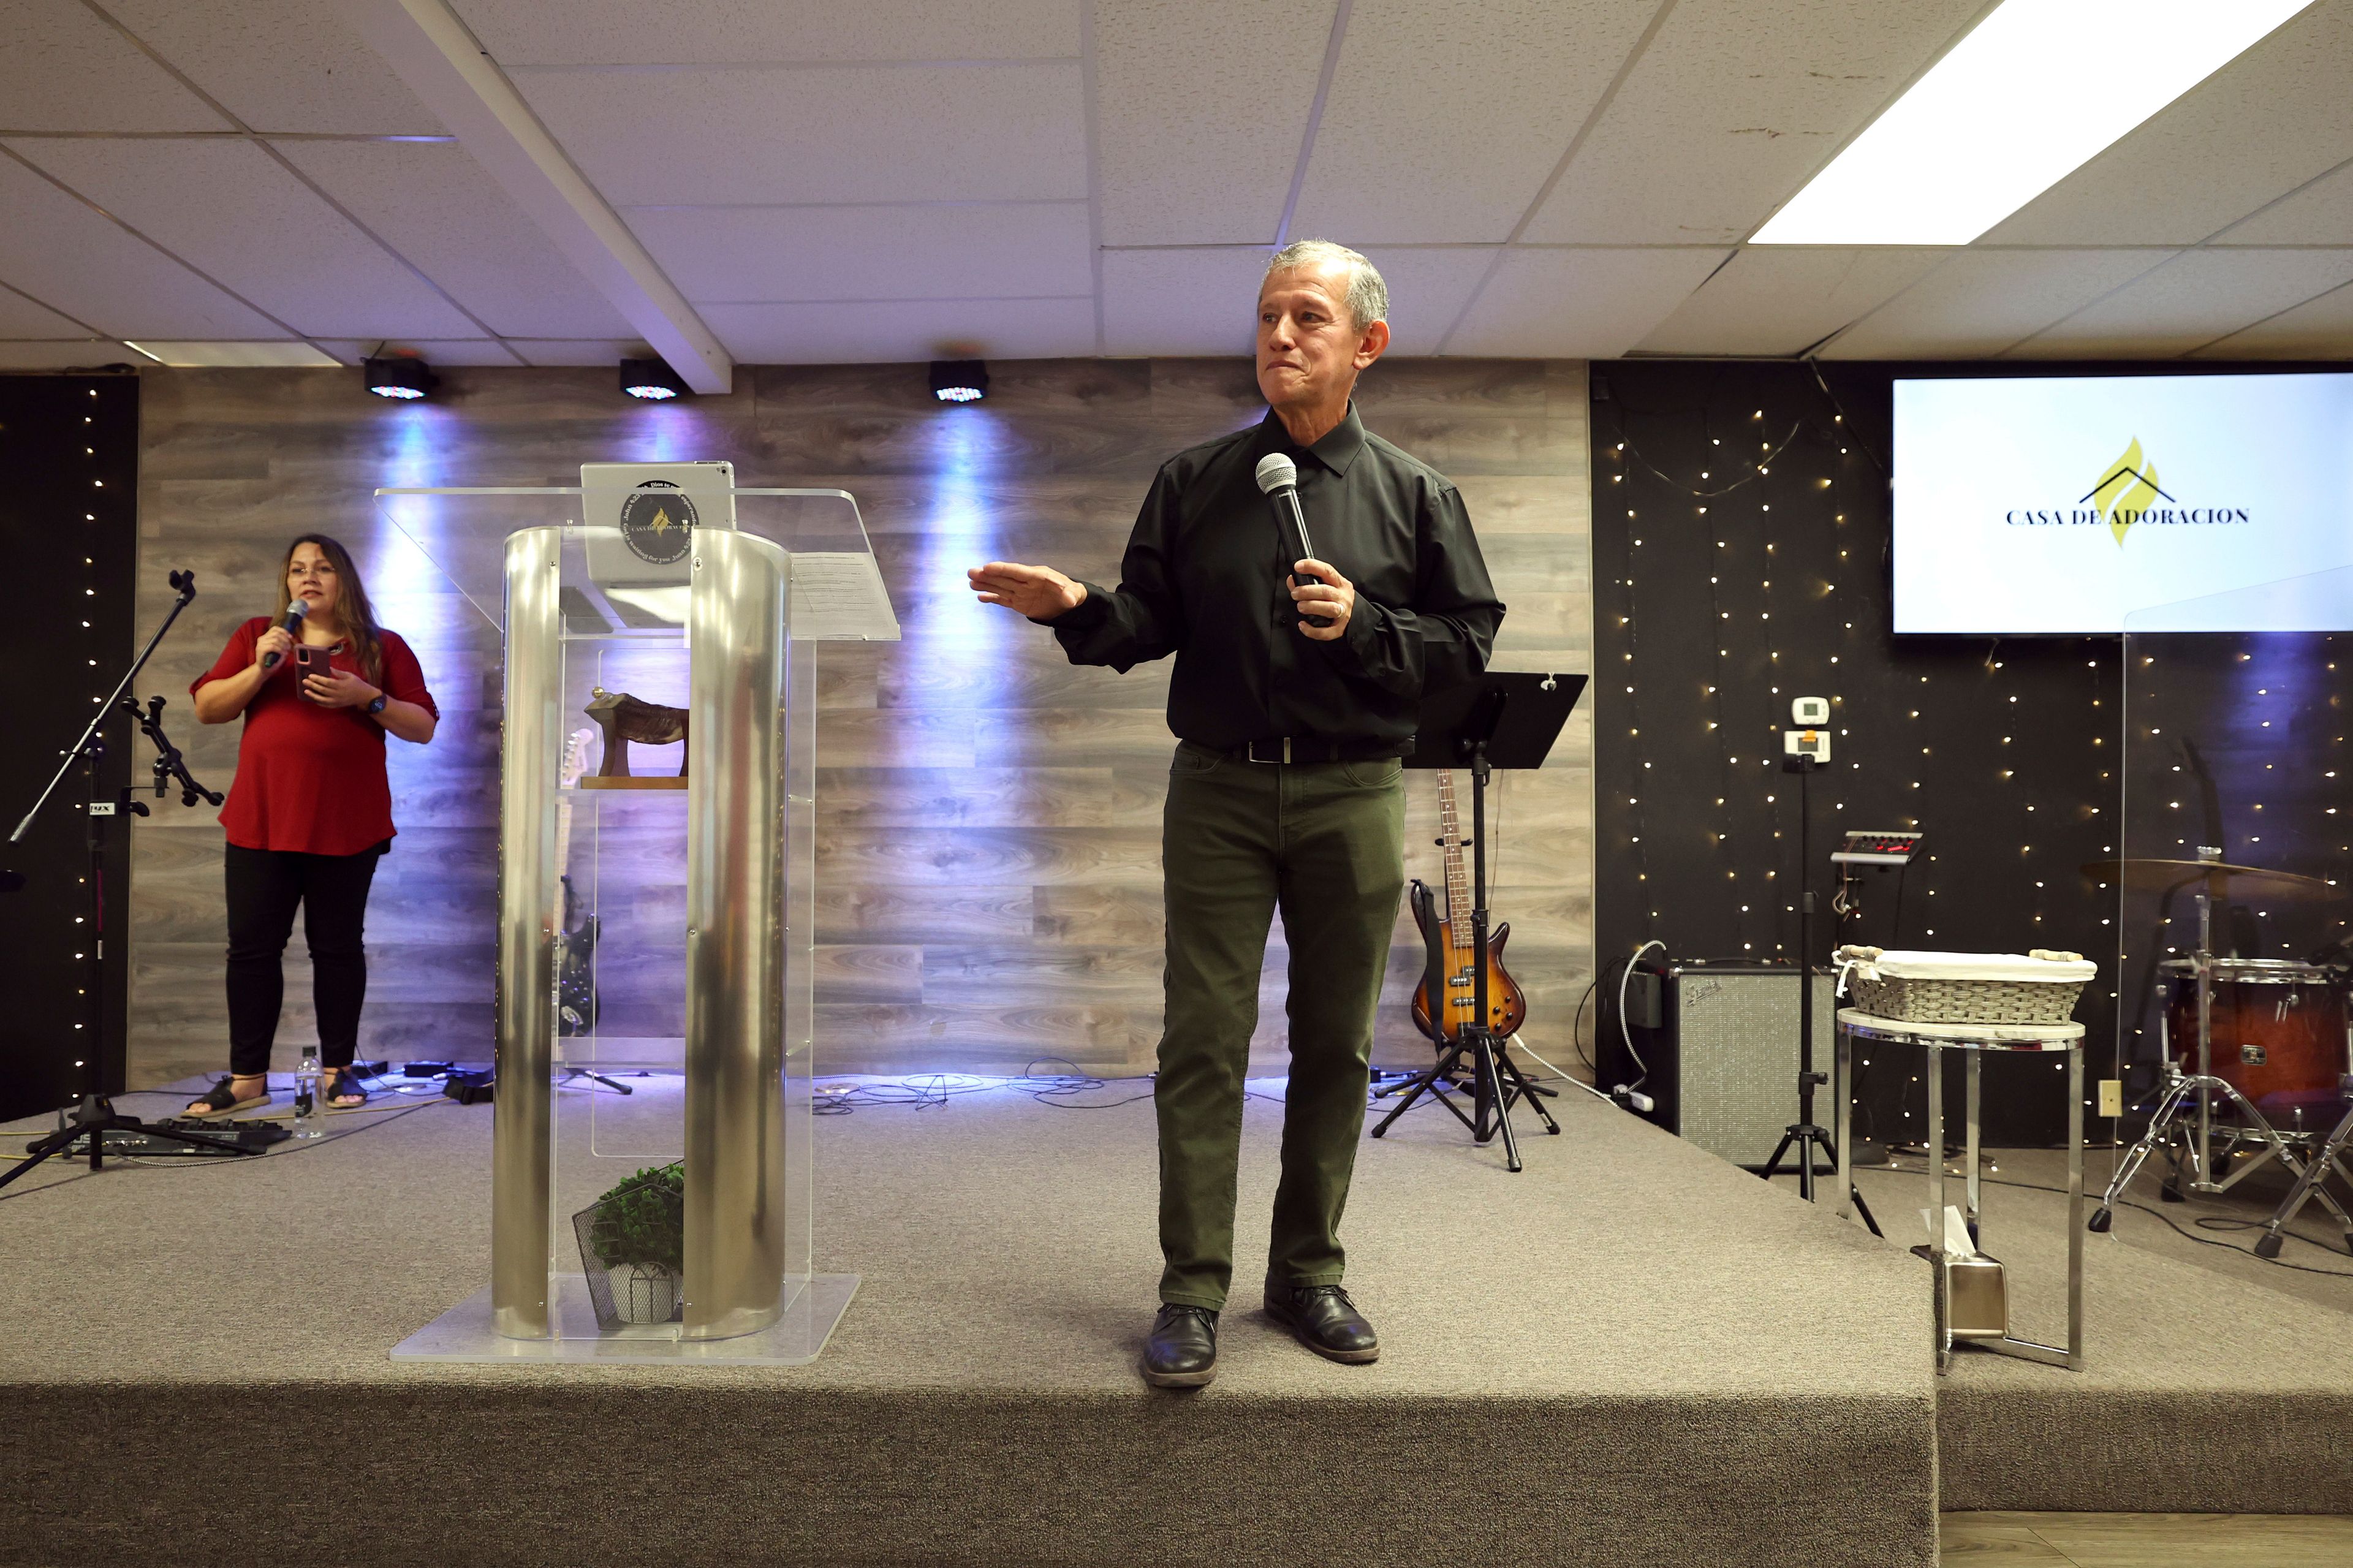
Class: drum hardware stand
1371,673,1582,1172
2090,867,2352,1234
1757,705,1879,1235
1,571,236,1194
2252,1077,2353,1259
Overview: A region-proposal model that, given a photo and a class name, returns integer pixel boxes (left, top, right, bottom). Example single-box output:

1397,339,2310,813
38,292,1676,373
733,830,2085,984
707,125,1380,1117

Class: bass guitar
1409,768,1527,1043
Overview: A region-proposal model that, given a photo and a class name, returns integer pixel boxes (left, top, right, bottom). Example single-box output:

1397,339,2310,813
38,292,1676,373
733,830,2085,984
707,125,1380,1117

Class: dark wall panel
1,373,139,1122
1590,360,2116,1149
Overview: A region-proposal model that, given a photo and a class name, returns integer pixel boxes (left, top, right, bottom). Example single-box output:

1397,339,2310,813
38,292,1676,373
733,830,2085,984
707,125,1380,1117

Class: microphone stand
1,570,243,1192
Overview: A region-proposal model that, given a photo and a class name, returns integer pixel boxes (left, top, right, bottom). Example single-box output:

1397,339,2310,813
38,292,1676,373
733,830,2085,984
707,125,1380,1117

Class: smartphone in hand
294,643,328,700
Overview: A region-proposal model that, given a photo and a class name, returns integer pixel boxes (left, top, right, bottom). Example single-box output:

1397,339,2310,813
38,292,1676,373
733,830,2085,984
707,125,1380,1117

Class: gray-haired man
969,241,1504,1387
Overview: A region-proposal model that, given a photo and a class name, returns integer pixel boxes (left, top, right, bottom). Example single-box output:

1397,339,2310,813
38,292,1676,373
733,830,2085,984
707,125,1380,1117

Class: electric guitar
555,729,600,1037
1409,768,1527,1043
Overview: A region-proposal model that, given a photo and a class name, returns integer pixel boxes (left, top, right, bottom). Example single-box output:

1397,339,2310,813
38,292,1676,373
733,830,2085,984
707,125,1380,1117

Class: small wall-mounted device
1784,727,1832,763
1790,696,1830,726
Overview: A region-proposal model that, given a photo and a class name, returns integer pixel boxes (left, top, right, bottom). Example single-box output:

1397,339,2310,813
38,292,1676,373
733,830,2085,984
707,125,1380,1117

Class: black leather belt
1217,737,1403,765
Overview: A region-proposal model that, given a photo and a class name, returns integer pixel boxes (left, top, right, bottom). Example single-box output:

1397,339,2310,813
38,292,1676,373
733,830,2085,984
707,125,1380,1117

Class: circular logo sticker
618,482,697,566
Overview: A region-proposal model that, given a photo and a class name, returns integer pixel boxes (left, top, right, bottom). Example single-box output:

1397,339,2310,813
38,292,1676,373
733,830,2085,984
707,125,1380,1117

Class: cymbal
2080,858,2341,901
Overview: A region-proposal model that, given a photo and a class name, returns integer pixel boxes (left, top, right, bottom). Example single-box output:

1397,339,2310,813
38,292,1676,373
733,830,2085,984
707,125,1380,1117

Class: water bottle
293,1045,323,1139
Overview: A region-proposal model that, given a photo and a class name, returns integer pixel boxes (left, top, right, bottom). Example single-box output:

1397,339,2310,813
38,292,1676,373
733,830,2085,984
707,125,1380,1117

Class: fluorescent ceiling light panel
124,341,344,367
1752,0,2314,246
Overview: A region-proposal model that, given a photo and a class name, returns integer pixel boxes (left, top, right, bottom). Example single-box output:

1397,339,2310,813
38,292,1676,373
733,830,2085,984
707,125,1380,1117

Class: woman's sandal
186,1075,271,1120
325,1069,369,1110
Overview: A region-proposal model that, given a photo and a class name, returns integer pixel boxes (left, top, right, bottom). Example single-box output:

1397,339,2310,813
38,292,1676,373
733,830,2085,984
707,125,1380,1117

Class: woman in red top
183,534,439,1118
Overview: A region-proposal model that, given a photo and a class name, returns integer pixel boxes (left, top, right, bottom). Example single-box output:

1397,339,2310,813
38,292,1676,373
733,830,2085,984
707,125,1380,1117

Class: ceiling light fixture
1751,0,2311,246
364,356,437,400
929,360,988,403
620,357,689,401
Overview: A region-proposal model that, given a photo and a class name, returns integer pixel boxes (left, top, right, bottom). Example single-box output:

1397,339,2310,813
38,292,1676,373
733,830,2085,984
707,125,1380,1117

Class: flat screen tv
1892,372,2353,634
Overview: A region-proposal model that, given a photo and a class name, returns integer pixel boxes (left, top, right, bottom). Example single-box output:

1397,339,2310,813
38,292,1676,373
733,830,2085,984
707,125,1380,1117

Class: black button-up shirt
1050,403,1504,753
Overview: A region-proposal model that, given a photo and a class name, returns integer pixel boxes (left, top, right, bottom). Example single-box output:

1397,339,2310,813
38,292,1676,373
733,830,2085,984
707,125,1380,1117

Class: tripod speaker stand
1371,672,1584,1172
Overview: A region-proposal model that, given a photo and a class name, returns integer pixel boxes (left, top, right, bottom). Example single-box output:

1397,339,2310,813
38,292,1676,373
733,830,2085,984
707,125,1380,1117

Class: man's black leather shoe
1263,1282,1379,1363
1142,1304,1219,1388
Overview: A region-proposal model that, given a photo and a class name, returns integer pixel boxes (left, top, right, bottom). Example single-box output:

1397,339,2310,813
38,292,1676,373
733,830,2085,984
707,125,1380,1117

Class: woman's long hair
273,533,385,686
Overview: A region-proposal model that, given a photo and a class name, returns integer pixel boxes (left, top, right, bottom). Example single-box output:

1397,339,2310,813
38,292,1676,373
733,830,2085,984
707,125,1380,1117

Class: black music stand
1371,671,1585,1172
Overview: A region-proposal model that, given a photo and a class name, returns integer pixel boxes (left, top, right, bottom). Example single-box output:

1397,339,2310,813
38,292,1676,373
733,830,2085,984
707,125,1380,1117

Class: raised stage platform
4,1072,2350,1566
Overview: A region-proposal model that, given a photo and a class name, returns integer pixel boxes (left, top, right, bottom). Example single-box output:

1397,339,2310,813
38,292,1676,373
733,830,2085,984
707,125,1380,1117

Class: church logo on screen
619,480,697,566
2002,436,2248,539
2082,438,2173,545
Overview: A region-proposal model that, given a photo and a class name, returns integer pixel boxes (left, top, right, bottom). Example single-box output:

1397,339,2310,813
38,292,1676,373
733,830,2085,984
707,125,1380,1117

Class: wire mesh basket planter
572,1162,686,1328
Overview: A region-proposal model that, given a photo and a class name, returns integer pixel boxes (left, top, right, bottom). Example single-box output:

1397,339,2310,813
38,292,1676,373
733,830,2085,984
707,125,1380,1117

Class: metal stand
1368,672,1582,1172
1371,730,1557,1171
2253,1081,2353,1259
1837,1010,2085,1374
2089,882,2352,1235
1757,754,1879,1234
1,571,229,1193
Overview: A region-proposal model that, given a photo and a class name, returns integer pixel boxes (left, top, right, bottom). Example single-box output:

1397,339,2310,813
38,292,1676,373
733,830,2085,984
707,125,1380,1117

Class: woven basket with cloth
1834,946,2094,1026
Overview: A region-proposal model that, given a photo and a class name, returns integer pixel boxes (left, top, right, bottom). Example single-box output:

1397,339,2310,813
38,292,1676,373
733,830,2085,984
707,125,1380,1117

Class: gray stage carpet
1,1076,1935,1568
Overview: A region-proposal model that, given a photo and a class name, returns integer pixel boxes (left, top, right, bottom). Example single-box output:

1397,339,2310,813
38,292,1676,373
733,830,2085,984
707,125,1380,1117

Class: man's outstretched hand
969,561,1086,621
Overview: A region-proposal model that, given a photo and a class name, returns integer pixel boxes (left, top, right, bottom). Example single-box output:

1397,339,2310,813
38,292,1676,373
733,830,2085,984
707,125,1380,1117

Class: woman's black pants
224,841,384,1075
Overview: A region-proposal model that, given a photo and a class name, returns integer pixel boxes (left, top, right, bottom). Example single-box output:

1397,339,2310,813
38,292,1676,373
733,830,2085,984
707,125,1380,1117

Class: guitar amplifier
1599,960,1836,1170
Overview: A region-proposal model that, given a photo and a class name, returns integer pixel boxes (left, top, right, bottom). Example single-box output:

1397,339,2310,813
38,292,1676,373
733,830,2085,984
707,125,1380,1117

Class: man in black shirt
969,240,1504,1388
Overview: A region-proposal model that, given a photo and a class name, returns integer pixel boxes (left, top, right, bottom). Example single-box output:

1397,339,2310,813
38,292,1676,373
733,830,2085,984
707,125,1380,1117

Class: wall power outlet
2097,1079,2123,1118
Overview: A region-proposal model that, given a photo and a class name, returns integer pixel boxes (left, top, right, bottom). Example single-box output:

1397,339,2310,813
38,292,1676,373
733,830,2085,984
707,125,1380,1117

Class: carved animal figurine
586,687,689,779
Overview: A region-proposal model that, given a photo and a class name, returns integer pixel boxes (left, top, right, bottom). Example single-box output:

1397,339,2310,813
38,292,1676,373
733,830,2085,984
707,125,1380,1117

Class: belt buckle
1248,738,1290,765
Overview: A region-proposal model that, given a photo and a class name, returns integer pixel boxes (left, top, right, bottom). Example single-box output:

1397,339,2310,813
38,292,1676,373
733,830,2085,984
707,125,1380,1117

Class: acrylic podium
382,476,898,1365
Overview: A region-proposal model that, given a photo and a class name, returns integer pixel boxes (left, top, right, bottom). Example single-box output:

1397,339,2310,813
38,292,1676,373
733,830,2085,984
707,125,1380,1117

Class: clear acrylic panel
2113,563,2353,1135
379,483,883,1360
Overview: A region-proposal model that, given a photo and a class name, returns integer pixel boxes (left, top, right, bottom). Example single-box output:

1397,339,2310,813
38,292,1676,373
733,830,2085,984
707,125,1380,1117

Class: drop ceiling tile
1982,1,2353,247
1289,0,1661,244
13,138,478,339
1817,250,2172,360
1634,247,1945,356
454,0,1079,66
278,139,633,337
513,63,1086,207
104,0,443,134
0,152,285,337
502,339,650,366
313,338,525,366
0,340,130,367
129,340,343,366
1521,0,1986,245
628,202,1093,303
0,0,225,132
1094,0,1332,246
2192,279,2353,358
1101,248,1266,356
1356,247,1500,355
700,297,1096,363
1444,247,1730,357
0,282,91,336
2216,159,2353,246
2011,248,2353,358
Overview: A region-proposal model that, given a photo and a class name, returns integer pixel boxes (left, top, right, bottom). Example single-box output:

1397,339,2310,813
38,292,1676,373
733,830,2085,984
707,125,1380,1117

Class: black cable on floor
1859,1161,2353,1281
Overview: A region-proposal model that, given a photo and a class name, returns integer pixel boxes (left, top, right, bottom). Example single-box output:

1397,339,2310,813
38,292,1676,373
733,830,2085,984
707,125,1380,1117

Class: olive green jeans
1155,740,1407,1310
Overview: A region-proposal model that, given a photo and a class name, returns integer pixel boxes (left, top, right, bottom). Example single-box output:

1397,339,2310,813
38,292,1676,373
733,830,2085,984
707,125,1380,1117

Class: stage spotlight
364,356,436,400
621,358,689,401
930,360,988,403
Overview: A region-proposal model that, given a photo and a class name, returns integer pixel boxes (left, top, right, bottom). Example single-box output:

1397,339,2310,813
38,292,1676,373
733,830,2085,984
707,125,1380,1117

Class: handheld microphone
260,597,308,670
1252,453,1331,629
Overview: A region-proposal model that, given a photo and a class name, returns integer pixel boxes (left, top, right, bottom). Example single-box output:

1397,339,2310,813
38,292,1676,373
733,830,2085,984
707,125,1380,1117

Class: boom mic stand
1,570,237,1192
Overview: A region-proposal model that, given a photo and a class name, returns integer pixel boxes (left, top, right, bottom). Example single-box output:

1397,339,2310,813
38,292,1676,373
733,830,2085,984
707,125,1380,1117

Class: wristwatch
365,692,388,716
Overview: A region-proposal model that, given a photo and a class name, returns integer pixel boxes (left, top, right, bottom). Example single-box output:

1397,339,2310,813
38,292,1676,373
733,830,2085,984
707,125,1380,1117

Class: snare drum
2161,958,2351,1120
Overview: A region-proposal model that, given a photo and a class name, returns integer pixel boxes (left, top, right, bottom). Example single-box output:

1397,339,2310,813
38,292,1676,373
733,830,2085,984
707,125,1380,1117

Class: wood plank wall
129,359,1591,1089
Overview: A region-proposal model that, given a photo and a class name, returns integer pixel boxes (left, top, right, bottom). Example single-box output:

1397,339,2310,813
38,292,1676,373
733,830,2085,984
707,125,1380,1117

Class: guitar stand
1370,672,1581,1172
558,1069,634,1095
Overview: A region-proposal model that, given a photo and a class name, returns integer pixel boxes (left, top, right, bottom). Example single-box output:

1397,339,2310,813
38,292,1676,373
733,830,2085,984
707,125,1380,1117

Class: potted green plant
579,1164,685,1325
